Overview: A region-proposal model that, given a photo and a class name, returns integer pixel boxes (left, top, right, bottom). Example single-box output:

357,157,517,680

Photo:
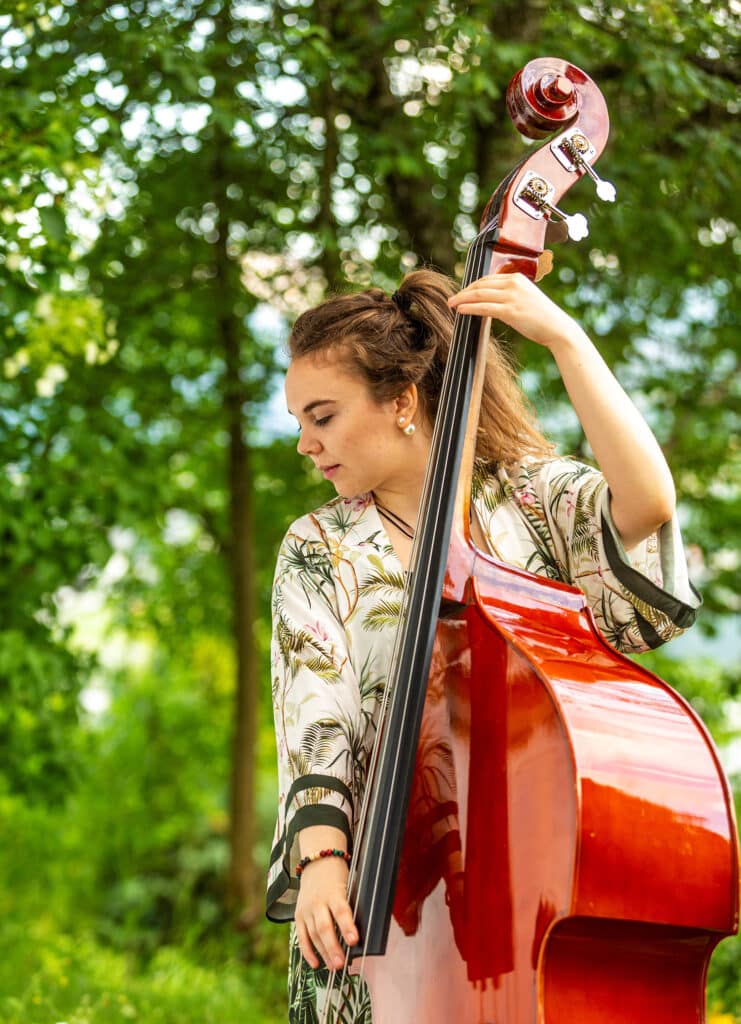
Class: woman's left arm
449,273,676,551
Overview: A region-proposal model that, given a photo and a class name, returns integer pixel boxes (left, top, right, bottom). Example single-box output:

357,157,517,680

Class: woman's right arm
269,525,363,964
295,824,359,970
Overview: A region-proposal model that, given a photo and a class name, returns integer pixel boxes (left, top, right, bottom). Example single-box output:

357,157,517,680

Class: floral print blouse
266,457,699,922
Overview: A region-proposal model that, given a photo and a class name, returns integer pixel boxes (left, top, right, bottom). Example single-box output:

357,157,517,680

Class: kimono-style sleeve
266,518,362,922
522,458,701,653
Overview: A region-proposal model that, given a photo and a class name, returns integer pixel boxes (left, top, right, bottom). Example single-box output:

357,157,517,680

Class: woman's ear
393,383,418,423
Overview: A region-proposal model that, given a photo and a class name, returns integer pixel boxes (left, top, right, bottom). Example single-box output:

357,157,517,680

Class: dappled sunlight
0,0,737,1019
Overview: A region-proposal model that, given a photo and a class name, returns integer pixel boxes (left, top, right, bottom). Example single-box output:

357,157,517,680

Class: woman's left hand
447,272,578,351
449,270,677,549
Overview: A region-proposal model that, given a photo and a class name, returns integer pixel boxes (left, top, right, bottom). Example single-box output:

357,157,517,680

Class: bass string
349,228,488,855
326,227,493,1024
345,235,483,930
319,311,471,1022
319,227,494,1024
348,235,490,968
317,504,426,1024
338,257,473,938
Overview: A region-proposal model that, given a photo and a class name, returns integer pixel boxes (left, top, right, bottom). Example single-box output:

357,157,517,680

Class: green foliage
0,627,84,801
0,918,285,1024
68,640,236,952
23,292,115,366
0,691,289,1011
709,932,741,1024
0,0,737,1016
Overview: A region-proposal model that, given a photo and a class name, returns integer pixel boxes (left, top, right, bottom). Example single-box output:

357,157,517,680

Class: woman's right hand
295,855,359,970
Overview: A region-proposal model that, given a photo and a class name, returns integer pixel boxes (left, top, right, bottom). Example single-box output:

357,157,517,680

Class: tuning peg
535,249,555,282
544,203,589,241
579,160,617,203
544,220,569,245
515,172,590,241
554,131,617,203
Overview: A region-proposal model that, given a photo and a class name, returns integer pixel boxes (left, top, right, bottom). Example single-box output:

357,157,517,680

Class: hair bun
391,290,411,313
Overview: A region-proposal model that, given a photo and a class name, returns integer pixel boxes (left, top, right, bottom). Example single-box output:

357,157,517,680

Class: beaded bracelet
296,848,351,878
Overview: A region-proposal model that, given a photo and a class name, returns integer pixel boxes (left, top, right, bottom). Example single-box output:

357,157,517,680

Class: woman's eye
314,415,332,427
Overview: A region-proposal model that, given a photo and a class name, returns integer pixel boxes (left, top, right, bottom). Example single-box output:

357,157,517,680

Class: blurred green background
0,1,738,1020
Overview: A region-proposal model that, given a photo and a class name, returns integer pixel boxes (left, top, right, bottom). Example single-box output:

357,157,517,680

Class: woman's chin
333,480,365,500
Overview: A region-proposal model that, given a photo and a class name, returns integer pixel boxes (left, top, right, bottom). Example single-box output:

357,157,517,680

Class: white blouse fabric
267,456,699,926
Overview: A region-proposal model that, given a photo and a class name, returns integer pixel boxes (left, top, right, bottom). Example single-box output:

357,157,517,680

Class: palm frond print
271,465,695,1021
287,746,313,781
300,720,343,765
358,568,406,596
605,580,675,639
478,476,511,514
281,535,335,587
287,746,348,803
363,598,402,631
300,655,343,683
288,932,373,1024
275,615,343,684
288,935,323,1024
324,500,360,535
357,651,386,706
569,480,602,561
570,502,598,559
524,541,564,580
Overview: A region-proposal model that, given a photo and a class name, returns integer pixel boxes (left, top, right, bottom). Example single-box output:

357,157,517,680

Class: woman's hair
288,268,554,465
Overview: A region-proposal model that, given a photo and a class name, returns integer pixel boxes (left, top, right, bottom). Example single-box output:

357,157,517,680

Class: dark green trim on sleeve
633,611,664,650
265,875,298,922
287,773,354,815
600,513,700,645
266,803,353,922
269,773,354,869
266,774,355,922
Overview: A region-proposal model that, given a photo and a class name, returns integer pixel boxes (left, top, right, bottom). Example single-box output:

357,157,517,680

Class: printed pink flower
307,619,331,643
344,494,371,512
516,483,537,507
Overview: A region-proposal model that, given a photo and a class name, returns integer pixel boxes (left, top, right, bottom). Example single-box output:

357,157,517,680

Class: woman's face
285,350,426,499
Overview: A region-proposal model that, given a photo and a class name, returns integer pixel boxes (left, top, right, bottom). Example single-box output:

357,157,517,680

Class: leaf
39,204,67,244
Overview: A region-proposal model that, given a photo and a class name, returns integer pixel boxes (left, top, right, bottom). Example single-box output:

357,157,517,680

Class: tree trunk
225,394,260,919
210,115,261,917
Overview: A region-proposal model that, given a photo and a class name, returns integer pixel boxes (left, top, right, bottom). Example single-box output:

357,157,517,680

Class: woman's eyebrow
288,398,337,416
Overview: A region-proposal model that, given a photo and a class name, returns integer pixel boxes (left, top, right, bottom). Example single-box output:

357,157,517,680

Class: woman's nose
297,427,321,456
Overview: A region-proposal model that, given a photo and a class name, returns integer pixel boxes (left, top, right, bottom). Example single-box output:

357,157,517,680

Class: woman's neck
371,429,431,531
372,453,429,529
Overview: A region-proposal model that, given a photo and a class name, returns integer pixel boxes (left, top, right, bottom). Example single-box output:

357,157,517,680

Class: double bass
325,58,740,1023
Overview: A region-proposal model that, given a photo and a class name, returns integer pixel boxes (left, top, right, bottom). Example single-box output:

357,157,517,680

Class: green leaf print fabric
267,458,700,1021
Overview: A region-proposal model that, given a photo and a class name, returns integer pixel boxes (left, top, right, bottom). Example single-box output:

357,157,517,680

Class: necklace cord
374,498,415,540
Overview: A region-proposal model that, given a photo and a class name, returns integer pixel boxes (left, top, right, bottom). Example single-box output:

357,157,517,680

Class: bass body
362,545,739,1022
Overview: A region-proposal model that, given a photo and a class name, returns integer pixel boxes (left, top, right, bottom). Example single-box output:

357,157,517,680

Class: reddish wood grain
362,552,738,1022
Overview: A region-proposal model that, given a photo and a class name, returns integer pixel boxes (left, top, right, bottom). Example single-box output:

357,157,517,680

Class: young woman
266,269,698,1022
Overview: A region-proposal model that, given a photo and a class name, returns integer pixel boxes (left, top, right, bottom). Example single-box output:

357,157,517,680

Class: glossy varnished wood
360,551,738,1022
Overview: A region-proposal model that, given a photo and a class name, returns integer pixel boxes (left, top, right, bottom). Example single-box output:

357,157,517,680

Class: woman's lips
321,464,340,479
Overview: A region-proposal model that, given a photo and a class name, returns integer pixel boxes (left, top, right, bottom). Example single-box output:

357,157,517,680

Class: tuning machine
551,127,617,202
513,171,589,241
